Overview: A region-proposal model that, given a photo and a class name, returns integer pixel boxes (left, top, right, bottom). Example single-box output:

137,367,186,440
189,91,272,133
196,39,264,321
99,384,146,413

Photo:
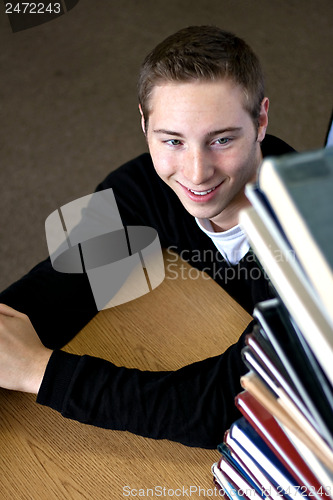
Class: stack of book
212,147,333,499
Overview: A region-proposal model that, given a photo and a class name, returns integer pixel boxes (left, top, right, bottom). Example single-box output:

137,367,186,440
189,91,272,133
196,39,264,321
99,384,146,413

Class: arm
0,301,254,448
36,321,254,449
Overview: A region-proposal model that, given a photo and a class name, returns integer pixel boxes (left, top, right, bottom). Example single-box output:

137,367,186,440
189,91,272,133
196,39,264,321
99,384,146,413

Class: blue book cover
229,417,310,500
217,442,266,497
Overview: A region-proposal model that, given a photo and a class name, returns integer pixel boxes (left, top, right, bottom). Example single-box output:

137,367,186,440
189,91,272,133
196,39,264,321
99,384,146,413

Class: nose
182,147,215,186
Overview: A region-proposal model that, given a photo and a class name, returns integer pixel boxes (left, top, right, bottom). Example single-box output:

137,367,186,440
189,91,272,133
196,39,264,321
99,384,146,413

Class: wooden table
0,254,251,499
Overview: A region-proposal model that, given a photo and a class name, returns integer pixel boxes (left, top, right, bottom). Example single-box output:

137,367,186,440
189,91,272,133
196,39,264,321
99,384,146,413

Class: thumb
0,303,25,318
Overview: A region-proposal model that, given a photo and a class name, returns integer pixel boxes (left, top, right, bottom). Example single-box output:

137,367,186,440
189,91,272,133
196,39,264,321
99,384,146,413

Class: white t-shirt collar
195,218,250,265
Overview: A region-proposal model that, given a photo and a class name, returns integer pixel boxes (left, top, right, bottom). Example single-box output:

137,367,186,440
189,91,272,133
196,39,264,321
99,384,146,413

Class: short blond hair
138,25,265,129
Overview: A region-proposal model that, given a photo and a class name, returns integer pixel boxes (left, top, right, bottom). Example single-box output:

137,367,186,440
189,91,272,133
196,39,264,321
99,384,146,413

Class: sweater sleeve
36,321,254,449
0,258,98,349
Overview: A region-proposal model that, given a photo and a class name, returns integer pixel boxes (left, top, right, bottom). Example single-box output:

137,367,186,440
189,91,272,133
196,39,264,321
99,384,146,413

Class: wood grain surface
0,253,251,499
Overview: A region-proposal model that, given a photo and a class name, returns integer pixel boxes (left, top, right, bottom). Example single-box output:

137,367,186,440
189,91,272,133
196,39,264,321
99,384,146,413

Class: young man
0,26,294,448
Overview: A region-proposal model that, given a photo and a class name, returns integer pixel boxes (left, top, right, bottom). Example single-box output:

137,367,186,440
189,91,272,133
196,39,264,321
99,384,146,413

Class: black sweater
0,134,294,448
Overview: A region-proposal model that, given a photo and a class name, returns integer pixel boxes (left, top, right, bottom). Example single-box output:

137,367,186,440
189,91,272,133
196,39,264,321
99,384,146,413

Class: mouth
188,186,217,196
178,181,224,202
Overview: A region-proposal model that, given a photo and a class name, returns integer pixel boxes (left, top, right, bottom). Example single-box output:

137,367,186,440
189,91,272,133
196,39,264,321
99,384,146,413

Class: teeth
189,187,215,196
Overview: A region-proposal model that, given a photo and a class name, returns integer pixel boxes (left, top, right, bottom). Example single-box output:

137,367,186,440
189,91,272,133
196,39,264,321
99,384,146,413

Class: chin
182,201,223,220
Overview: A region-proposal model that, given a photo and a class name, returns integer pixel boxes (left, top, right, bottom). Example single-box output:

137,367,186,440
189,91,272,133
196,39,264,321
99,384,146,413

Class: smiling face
143,79,269,231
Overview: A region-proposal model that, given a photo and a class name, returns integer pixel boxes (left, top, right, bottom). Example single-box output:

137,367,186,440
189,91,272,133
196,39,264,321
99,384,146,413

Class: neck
209,197,251,232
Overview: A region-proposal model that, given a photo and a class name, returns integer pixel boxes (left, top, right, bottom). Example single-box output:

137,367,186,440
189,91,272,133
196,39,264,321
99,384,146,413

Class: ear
257,97,269,142
139,104,146,135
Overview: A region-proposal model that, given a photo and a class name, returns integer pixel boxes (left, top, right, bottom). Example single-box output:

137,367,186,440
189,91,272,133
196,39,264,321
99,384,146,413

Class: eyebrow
153,127,242,137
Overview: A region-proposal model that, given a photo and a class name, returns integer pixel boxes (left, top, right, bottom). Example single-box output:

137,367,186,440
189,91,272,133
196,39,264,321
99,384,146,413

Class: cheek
215,149,245,179
222,143,258,183
149,146,176,180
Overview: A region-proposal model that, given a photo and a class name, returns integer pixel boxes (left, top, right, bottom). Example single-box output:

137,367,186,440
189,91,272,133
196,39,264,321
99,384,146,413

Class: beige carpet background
0,0,332,291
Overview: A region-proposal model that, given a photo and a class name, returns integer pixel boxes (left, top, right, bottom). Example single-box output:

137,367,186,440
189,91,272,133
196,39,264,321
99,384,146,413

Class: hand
0,304,52,394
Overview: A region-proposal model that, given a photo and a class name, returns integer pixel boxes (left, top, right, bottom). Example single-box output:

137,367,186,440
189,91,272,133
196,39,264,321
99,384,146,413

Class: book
257,148,333,326
244,181,333,329
252,300,333,446
280,423,333,496
241,342,319,436
216,148,333,500
239,206,333,387
240,371,333,472
212,462,247,500
213,440,266,500
224,431,285,500
228,417,308,500
325,113,333,147
215,454,265,500
235,390,327,499
218,441,267,497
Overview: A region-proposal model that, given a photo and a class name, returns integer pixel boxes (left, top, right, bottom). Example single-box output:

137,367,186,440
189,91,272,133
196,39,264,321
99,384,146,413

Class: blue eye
215,138,230,145
166,139,182,146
